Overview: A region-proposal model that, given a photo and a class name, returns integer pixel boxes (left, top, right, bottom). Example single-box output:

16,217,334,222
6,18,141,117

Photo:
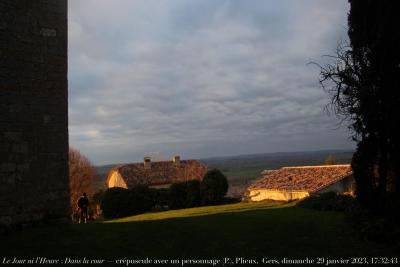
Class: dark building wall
0,0,69,228
316,175,355,195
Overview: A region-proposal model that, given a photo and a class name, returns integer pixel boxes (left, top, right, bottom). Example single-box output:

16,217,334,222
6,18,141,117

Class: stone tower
0,1,69,228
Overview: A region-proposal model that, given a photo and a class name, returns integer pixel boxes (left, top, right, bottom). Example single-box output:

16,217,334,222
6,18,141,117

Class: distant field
1,201,396,264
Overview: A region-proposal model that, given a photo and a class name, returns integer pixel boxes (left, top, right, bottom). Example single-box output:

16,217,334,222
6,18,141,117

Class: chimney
144,157,151,169
172,155,180,167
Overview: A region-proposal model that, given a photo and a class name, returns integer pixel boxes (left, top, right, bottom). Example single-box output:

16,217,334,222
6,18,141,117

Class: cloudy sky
68,0,353,165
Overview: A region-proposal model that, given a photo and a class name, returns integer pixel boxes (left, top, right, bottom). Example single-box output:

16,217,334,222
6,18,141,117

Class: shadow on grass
0,203,396,260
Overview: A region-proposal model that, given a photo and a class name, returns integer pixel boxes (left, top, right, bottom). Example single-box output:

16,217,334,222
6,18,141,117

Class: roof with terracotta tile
248,164,352,193
107,160,208,188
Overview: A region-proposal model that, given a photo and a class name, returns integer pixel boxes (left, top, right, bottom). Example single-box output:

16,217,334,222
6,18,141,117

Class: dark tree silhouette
201,169,228,205
319,0,400,216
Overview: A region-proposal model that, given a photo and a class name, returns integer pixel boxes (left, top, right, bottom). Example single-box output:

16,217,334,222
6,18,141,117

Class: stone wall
248,189,310,202
0,0,69,228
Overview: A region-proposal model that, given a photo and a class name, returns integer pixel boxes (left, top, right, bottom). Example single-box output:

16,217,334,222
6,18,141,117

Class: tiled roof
108,160,208,187
248,164,352,193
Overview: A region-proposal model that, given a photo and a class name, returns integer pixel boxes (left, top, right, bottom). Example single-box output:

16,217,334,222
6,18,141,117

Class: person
77,192,89,224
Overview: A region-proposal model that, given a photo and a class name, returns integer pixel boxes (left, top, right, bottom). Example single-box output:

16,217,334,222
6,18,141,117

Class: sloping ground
107,201,288,223
0,202,397,263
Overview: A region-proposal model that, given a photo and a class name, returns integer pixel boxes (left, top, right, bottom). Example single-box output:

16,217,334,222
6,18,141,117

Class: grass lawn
0,202,398,265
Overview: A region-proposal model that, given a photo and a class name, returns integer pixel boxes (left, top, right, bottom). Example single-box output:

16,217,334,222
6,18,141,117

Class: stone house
247,164,354,201
106,156,208,189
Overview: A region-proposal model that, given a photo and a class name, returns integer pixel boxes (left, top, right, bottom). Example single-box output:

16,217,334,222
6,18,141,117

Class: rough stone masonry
0,0,69,228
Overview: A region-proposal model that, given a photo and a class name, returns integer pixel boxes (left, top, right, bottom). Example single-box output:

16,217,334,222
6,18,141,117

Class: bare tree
69,147,98,220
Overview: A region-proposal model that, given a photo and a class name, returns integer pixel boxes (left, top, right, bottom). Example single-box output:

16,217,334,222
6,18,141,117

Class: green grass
108,201,289,223
0,202,397,263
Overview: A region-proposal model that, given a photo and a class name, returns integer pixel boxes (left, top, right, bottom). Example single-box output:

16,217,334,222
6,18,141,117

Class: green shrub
129,185,154,214
221,197,241,204
298,192,355,211
101,186,153,219
169,180,202,209
185,180,201,208
101,187,132,219
150,188,170,207
201,169,228,205
169,182,187,209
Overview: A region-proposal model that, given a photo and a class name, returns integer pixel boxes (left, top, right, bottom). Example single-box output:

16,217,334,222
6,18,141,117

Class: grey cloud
68,0,353,164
